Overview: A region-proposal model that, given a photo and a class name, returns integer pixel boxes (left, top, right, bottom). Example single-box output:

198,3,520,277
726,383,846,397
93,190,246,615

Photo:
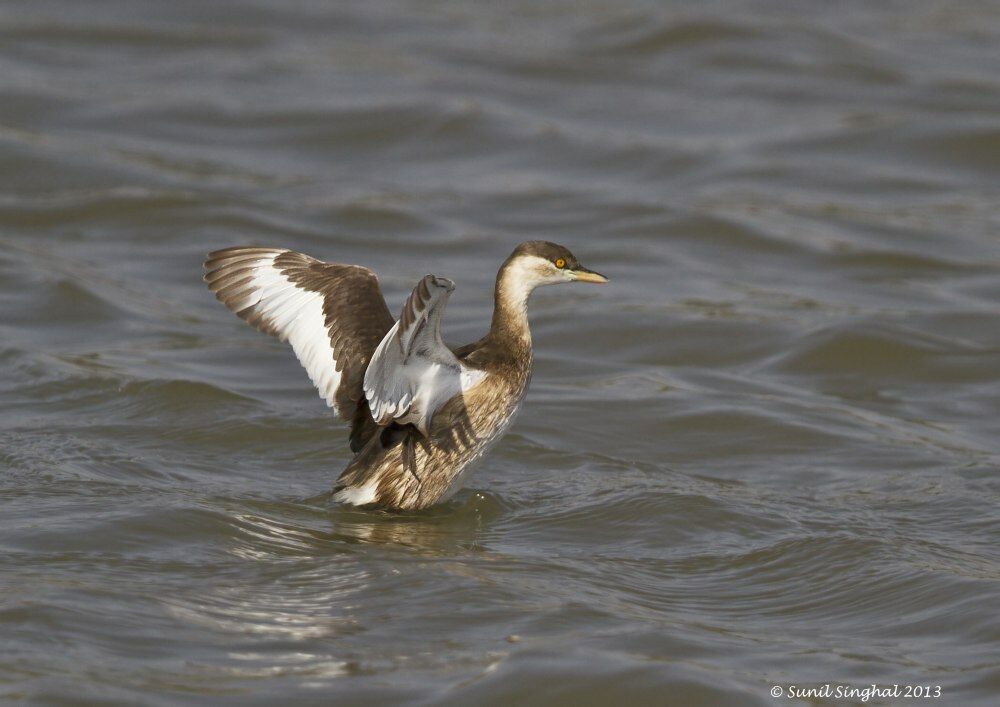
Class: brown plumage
204,241,607,510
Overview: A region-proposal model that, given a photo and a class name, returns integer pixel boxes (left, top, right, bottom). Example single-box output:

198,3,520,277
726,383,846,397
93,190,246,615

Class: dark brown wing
204,247,394,452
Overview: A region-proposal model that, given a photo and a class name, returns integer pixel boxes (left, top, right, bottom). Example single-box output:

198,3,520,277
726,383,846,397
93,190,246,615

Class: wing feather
363,274,485,436
204,247,394,449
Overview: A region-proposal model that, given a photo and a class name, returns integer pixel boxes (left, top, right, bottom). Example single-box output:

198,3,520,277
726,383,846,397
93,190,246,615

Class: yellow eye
554,258,566,268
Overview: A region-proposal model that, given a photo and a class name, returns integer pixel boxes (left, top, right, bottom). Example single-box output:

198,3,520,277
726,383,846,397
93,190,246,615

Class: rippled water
2,1,999,704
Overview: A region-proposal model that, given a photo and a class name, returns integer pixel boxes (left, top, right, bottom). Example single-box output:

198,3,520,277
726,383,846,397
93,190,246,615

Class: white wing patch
363,274,486,436
211,252,343,414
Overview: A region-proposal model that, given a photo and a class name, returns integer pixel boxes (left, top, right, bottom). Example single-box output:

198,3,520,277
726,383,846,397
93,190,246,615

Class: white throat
497,255,555,315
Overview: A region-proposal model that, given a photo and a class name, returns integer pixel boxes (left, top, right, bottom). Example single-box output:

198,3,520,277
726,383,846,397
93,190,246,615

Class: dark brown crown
508,240,581,269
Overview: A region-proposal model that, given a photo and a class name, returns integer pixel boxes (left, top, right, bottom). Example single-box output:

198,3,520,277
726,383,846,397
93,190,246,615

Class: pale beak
570,266,609,284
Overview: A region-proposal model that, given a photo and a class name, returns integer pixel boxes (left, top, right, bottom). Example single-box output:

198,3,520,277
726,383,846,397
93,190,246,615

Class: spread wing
364,274,485,437
203,247,394,450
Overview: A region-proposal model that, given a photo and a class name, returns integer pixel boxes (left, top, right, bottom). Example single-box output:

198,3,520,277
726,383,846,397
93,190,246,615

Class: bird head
503,241,608,290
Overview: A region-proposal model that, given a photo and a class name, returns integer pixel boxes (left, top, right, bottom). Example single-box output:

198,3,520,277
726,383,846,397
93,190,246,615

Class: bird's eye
554,258,566,268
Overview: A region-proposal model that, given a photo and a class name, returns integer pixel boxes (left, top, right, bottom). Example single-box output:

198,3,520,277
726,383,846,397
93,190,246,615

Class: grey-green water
2,1,999,704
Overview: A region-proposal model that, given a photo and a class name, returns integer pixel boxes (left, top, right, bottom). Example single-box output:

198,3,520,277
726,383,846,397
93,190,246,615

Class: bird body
204,241,606,510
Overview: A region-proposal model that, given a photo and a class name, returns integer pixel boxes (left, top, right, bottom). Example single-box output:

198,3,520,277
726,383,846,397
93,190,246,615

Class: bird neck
487,261,534,363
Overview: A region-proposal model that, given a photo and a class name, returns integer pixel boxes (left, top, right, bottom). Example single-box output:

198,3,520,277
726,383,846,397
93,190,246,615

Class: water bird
204,241,608,510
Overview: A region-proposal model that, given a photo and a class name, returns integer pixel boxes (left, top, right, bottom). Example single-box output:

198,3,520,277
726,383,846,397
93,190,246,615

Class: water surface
2,1,999,704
